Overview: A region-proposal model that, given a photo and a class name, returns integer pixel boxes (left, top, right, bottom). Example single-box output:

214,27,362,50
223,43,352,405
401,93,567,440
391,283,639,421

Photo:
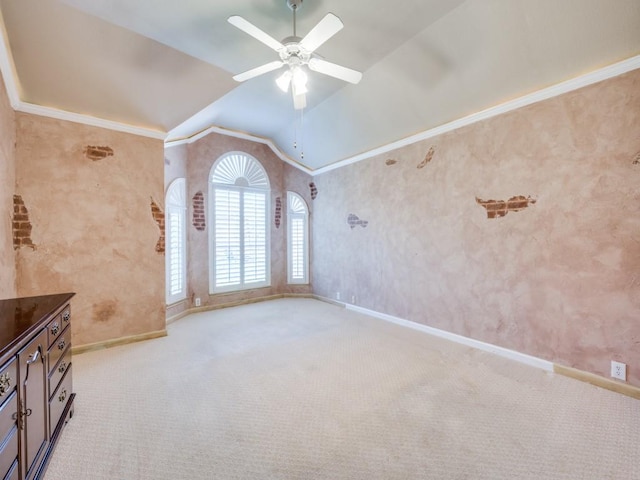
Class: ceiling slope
0,0,639,170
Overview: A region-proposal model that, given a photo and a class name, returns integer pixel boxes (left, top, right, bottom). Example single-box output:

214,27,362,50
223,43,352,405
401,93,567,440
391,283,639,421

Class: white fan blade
293,92,307,110
299,13,343,53
233,61,284,82
308,58,362,84
228,15,285,52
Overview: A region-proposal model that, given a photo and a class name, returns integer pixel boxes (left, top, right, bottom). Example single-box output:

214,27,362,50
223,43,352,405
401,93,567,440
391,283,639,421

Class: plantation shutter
214,188,241,287
290,216,305,280
243,190,267,284
287,192,309,284
166,178,187,304
168,209,184,295
210,152,270,293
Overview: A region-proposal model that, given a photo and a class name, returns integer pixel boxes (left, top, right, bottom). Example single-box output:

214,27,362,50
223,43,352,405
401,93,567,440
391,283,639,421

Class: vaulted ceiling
1,0,639,171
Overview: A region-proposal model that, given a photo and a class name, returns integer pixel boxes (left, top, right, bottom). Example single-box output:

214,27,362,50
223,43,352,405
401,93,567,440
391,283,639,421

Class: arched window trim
166,178,187,304
287,191,309,285
209,152,271,294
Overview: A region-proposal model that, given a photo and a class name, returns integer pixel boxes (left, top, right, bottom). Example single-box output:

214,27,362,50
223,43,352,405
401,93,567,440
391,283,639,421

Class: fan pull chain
300,107,304,160
293,108,298,151
293,106,304,160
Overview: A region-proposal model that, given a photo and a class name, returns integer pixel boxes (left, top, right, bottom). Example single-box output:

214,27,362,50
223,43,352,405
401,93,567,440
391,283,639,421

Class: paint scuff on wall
386,159,398,166
84,145,114,161
417,147,435,169
347,213,368,229
92,300,117,323
476,195,537,219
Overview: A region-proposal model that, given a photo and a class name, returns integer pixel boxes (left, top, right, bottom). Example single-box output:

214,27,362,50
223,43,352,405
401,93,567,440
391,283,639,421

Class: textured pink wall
183,133,312,308
312,70,640,387
0,73,16,299
15,113,166,346
164,143,187,191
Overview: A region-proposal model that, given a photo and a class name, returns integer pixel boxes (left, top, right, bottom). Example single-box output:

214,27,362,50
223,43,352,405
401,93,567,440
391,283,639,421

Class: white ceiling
1,0,639,170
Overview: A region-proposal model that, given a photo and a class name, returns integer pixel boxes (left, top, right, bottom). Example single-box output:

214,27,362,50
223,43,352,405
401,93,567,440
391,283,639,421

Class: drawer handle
58,389,67,403
58,361,67,373
27,348,42,365
50,322,60,336
0,372,11,397
58,340,66,351
62,311,70,323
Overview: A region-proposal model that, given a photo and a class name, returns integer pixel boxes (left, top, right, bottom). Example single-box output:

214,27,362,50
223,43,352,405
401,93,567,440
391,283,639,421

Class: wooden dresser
0,293,75,480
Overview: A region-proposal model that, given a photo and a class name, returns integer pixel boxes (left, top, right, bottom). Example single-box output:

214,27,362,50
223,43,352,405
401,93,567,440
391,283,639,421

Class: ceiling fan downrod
287,0,303,37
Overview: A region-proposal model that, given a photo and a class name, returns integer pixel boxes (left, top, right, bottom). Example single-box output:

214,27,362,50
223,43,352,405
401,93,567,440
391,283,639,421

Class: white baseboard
165,293,316,324
344,303,554,372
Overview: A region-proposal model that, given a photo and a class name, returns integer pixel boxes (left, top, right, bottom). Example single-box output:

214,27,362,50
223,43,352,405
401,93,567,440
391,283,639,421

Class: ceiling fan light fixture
291,67,308,95
228,0,362,111
276,70,293,92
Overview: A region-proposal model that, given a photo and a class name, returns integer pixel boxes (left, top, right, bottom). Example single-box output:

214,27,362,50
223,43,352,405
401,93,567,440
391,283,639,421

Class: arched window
287,191,309,284
166,178,187,304
209,152,271,293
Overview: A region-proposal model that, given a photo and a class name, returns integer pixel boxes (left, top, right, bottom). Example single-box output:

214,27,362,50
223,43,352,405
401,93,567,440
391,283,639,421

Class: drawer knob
58,361,67,373
51,323,60,336
0,372,11,397
62,311,70,323
58,340,66,351
58,389,67,403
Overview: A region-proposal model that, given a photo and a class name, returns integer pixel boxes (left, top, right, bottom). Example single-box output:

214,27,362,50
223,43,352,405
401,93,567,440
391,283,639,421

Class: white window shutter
166,178,187,304
287,192,309,284
210,153,271,293
214,188,241,287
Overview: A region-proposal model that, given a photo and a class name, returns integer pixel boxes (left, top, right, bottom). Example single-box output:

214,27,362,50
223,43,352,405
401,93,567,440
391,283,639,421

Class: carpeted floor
44,298,639,479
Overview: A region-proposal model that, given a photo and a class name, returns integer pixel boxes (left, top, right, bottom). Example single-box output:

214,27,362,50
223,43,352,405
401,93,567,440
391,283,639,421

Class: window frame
165,178,187,305
209,152,271,294
287,191,309,285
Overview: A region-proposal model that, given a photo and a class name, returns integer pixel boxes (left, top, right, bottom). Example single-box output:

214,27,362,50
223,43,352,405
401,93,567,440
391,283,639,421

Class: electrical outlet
611,361,627,381
351,295,356,304
195,297,201,307
336,292,340,300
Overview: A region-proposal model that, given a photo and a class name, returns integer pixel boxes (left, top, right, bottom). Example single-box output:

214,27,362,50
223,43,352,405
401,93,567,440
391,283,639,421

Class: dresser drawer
46,305,70,348
47,315,63,348
47,327,70,374
0,359,16,408
48,347,71,399
0,426,17,480
49,366,72,435
0,392,16,444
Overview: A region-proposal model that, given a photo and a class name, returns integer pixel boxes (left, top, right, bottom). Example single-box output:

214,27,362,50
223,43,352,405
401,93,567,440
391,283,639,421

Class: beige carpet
44,298,639,479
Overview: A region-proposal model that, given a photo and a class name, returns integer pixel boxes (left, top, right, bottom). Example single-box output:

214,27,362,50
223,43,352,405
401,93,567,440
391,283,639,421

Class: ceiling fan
228,0,363,110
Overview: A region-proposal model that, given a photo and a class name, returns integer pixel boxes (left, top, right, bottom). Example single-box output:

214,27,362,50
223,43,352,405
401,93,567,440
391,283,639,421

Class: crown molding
313,54,640,176
16,102,167,140
1,13,166,141
165,125,314,175
2,4,638,176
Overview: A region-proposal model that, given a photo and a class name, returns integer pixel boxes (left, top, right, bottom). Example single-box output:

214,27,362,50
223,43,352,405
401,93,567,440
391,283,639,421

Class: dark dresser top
0,293,75,359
